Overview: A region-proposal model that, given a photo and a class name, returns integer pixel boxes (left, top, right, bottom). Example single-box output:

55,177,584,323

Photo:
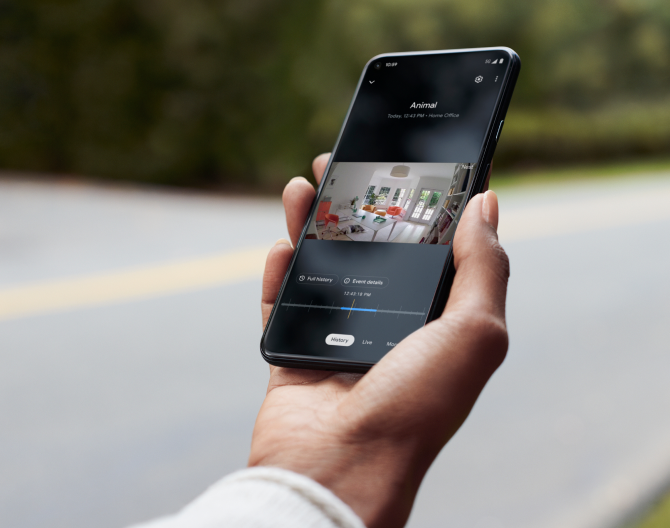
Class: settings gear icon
475,75,484,83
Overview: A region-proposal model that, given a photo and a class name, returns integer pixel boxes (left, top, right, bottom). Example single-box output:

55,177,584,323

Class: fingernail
275,238,291,246
482,190,499,231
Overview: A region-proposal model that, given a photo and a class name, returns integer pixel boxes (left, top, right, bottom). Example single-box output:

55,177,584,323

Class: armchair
322,214,343,239
324,214,339,228
387,206,405,218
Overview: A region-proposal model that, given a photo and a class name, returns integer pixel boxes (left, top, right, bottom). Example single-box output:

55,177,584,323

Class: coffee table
350,212,398,242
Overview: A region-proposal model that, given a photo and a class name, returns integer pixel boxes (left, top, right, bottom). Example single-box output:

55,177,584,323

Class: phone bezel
260,47,520,373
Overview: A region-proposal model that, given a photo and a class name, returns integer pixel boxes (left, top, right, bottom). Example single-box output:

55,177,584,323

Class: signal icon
492,59,499,64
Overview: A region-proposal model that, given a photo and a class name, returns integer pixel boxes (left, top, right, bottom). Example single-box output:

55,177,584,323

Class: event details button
325,334,355,346
341,275,389,288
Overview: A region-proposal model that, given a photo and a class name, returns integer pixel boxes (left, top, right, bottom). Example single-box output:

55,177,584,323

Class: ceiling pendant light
390,164,410,178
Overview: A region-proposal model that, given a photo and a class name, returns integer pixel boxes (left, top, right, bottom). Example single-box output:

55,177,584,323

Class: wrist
249,436,429,528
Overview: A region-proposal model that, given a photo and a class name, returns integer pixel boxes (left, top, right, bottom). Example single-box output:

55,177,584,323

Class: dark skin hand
250,153,509,528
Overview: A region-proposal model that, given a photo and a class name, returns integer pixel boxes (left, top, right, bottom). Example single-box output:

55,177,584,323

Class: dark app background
273,241,450,363
335,51,505,163
264,50,511,363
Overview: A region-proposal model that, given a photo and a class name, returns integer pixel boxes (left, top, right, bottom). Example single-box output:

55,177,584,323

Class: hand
251,154,509,528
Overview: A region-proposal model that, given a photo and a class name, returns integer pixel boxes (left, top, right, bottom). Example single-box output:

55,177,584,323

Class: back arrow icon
369,80,375,84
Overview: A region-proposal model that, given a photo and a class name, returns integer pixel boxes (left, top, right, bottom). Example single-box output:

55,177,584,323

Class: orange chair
324,214,339,228
362,204,377,213
387,206,404,218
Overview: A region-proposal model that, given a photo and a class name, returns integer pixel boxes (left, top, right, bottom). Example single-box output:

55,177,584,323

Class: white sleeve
128,467,366,528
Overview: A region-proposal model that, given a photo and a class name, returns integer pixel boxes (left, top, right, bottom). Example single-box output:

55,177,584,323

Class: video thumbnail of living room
307,162,474,245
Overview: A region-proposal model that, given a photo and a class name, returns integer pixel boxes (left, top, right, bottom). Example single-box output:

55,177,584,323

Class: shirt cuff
129,466,366,528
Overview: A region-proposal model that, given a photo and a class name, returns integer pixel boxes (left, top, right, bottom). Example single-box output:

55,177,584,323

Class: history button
325,334,355,347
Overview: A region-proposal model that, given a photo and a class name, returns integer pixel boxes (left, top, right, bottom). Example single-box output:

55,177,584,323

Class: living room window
391,188,406,206
375,186,391,205
411,189,443,223
364,185,376,204
422,191,443,221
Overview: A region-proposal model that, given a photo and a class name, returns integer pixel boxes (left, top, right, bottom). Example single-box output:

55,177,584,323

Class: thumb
341,191,510,445
446,190,509,323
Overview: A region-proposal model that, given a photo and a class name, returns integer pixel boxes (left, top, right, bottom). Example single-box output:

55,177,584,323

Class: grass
629,490,670,528
491,157,670,189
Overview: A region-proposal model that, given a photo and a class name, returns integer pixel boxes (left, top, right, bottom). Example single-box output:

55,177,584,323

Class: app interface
265,50,511,364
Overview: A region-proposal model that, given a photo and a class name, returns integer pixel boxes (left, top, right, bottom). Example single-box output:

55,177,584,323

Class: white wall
320,163,375,215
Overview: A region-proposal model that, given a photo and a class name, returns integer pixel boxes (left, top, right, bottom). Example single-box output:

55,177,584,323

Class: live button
326,334,355,346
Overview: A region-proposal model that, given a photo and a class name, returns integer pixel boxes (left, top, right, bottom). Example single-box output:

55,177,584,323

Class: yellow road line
0,246,270,321
2,184,670,322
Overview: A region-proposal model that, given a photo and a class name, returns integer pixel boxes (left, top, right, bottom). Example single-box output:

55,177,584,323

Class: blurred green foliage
629,490,670,528
1,0,669,188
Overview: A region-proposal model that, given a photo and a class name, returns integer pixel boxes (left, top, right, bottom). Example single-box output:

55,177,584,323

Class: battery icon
500,58,504,64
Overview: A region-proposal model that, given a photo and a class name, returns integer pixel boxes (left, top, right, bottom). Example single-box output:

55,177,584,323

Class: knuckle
466,313,509,364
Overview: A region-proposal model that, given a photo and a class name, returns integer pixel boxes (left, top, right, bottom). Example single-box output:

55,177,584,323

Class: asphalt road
1,172,670,528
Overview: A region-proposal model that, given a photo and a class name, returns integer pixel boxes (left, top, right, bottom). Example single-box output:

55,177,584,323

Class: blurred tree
0,0,669,188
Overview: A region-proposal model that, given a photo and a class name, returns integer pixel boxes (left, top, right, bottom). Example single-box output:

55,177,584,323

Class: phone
261,47,520,372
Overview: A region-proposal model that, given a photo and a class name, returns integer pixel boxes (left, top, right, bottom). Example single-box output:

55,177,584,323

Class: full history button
297,273,339,285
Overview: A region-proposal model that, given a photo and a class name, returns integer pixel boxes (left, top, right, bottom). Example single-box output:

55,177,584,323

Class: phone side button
326,334,355,346
496,119,504,142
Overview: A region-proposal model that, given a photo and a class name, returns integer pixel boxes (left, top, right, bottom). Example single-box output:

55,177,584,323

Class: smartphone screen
263,48,517,368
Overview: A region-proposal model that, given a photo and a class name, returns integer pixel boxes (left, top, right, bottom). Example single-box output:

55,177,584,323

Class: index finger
282,153,331,246
312,153,331,184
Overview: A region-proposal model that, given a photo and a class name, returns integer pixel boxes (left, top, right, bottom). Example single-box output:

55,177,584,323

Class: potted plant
350,195,359,213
